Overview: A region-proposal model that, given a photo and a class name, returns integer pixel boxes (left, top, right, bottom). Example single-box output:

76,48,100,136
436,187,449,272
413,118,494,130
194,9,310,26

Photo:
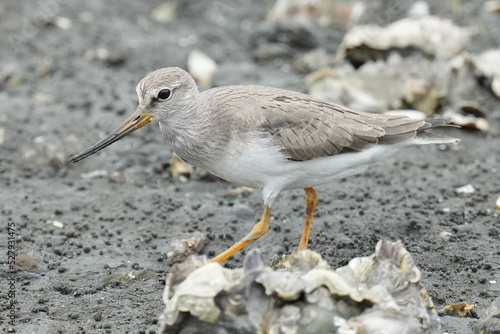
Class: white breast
207,135,290,190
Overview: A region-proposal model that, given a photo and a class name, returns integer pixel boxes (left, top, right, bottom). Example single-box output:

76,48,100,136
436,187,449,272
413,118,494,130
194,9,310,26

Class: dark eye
157,89,171,100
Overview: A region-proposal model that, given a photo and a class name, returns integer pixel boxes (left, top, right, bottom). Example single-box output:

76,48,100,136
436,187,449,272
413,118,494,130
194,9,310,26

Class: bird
69,67,459,263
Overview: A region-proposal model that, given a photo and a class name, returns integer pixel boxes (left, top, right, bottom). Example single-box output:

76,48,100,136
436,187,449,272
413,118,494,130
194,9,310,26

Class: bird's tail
415,119,460,145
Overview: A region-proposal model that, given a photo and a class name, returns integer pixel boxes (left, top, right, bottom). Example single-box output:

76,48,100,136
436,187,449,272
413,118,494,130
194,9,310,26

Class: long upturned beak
69,109,153,163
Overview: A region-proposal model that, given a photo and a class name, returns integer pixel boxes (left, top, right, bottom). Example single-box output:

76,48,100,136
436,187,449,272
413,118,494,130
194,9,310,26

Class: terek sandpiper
70,67,459,263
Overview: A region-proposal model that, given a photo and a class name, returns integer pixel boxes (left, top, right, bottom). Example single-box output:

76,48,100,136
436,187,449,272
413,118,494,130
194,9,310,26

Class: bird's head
69,67,198,163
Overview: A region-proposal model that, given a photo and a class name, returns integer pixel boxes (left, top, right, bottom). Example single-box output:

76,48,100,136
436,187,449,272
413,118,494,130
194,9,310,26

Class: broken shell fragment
306,54,457,115
471,48,500,98
484,1,500,13
443,103,490,131
228,186,254,196
338,16,468,63
442,302,476,317
158,240,439,333
474,296,500,333
167,233,207,263
170,153,194,178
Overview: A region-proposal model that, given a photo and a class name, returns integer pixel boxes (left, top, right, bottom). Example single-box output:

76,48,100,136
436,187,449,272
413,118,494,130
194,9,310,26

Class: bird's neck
158,99,221,166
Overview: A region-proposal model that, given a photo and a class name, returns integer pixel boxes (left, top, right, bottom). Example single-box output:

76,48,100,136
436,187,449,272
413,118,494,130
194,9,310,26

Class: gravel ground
1,1,499,333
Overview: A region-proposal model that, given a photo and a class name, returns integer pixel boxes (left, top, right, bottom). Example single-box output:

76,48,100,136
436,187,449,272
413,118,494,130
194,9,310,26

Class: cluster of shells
159,240,439,334
263,1,499,132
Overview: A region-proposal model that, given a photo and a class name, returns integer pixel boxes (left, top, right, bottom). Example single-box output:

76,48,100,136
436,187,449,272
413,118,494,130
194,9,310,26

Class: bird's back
202,85,457,162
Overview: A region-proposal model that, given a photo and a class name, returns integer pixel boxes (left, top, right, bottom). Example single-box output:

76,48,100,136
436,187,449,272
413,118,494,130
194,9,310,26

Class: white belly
206,136,412,192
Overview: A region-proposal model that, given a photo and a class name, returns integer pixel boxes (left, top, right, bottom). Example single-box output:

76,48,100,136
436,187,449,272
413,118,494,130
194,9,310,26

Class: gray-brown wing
259,95,426,161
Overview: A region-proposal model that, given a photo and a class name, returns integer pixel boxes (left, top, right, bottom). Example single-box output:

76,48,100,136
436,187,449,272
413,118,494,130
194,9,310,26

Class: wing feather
258,95,400,160
207,86,441,161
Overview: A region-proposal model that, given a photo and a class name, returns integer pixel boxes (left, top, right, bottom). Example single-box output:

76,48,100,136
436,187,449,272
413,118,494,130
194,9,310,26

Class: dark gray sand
1,1,499,333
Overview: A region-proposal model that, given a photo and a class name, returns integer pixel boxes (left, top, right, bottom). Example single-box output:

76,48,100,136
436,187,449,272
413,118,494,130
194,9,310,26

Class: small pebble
54,17,72,30
15,254,39,271
271,245,287,256
453,224,472,234
170,154,193,178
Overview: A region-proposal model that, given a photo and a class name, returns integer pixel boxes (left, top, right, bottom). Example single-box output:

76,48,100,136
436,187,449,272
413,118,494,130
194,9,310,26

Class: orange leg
298,187,317,250
209,206,271,263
